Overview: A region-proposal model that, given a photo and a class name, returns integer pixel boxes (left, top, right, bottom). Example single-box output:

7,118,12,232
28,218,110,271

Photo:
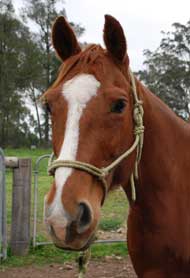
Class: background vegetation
137,21,190,119
0,0,190,148
0,0,84,148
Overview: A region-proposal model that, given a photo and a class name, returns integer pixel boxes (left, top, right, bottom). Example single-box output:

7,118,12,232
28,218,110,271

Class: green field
2,148,129,267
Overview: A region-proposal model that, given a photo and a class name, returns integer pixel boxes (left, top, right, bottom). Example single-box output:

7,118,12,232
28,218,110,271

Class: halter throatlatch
48,70,144,204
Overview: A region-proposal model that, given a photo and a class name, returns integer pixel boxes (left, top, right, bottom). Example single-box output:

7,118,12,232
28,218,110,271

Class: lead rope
77,248,91,278
129,69,144,201
47,70,144,278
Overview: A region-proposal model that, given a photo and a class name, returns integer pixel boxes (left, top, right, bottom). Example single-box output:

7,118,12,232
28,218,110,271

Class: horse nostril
77,202,92,234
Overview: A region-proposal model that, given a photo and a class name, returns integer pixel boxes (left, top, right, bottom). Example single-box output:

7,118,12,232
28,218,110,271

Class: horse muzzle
45,201,96,250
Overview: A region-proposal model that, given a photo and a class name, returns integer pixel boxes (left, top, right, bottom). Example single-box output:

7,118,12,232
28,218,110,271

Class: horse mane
51,44,106,89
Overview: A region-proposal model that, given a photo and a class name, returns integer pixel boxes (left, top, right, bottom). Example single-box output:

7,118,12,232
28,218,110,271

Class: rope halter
48,70,144,204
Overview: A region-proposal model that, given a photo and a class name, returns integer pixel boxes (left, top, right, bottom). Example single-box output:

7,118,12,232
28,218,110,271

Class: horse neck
137,80,190,201
131,80,190,262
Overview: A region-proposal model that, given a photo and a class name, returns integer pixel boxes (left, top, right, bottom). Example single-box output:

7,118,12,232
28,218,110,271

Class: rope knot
133,101,144,126
134,126,144,136
100,169,109,178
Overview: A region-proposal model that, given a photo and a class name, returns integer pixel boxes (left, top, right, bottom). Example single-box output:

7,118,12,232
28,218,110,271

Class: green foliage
137,19,190,120
0,1,39,147
0,0,85,148
99,218,122,231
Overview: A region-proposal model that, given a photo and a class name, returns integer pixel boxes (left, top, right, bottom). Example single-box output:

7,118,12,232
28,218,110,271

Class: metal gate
0,148,7,260
33,154,52,247
33,154,125,248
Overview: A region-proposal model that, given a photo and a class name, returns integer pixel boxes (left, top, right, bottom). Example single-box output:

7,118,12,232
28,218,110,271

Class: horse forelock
51,44,106,89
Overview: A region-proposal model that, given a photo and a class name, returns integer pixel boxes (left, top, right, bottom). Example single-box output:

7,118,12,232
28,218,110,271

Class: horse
42,14,190,277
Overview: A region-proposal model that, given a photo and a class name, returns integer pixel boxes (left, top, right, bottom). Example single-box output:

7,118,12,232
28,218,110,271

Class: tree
137,20,190,119
0,0,85,147
21,39,46,144
22,0,85,144
0,0,39,147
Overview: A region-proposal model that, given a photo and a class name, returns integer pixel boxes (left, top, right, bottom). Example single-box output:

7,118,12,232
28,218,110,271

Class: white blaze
50,74,100,223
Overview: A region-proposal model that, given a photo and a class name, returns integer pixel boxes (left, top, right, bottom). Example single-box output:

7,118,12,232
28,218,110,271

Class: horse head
43,15,139,251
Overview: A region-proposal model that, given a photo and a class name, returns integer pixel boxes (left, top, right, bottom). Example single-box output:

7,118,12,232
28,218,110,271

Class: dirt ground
0,256,137,278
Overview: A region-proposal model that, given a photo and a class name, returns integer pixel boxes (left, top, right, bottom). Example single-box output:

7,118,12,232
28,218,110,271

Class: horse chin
53,232,96,252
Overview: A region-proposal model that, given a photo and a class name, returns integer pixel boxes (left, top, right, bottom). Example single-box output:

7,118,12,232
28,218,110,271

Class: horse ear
103,15,127,63
52,16,81,61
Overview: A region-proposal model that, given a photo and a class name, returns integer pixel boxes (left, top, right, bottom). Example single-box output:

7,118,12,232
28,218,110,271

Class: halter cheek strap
47,70,144,204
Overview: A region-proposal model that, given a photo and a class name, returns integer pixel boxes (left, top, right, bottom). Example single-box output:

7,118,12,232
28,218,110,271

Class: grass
1,148,129,268
100,189,128,231
99,218,123,231
1,242,128,269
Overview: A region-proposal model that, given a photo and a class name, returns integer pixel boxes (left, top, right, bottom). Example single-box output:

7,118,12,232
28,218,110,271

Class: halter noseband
48,70,144,205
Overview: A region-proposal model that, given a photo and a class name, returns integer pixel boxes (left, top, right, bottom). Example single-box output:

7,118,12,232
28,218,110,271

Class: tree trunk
31,87,42,144
44,31,50,145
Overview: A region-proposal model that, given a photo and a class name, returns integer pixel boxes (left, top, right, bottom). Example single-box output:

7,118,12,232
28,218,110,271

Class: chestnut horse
43,15,190,277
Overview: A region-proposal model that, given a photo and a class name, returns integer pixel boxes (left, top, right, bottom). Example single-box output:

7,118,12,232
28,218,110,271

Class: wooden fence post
0,149,7,260
10,158,32,256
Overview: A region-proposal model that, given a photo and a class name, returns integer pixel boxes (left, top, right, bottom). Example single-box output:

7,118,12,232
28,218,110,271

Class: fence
0,148,7,260
32,154,125,248
9,157,32,256
0,150,32,258
33,154,52,247
1,150,125,261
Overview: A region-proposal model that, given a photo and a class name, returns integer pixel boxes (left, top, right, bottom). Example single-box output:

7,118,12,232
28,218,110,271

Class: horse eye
110,99,126,113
